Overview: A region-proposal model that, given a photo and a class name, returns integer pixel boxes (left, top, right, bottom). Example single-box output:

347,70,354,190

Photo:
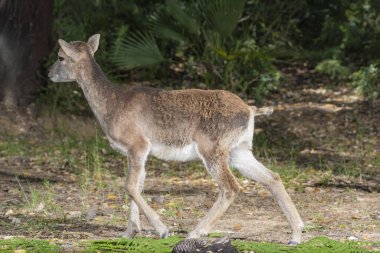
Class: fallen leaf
151,203,158,209
35,202,45,212
107,193,117,201
233,223,242,231
258,190,270,198
94,216,106,222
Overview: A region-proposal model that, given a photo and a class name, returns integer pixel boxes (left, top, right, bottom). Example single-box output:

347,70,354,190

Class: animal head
48,34,100,82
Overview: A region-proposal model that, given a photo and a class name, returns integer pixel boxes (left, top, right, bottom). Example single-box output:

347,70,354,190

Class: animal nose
48,71,58,81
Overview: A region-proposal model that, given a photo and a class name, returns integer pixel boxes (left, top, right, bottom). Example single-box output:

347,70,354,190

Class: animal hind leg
230,145,304,244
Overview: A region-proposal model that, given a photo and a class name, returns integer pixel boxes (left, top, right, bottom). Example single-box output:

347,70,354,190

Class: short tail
250,106,274,116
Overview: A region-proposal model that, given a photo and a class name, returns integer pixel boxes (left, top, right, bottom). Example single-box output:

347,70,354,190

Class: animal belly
150,143,198,162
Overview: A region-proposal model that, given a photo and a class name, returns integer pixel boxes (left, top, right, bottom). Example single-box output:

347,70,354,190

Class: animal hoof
160,227,169,239
288,240,300,246
121,229,139,239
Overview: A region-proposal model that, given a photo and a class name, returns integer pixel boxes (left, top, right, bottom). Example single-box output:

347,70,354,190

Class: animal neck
76,57,115,126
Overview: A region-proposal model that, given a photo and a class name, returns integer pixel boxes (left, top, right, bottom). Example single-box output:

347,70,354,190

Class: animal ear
58,39,79,61
87,34,100,55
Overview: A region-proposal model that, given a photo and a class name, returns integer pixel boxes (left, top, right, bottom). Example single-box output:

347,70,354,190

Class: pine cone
172,237,238,253
172,239,205,253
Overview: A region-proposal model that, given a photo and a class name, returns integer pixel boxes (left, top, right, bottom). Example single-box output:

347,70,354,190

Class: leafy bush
315,59,350,80
297,0,380,64
112,0,280,100
351,64,380,99
39,0,380,114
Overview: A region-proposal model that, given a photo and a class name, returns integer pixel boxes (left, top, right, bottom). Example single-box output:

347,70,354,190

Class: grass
0,121,371,206
0,237,376,253
16,179,59,214
0,112,373,187
0,238,60,253
162,199,185,219
0,133,32,157
233,237,376,253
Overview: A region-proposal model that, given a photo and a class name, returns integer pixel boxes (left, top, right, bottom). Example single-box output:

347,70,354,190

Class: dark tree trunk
0,0,53,107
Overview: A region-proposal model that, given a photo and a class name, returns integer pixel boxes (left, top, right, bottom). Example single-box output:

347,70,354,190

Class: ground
0,65,379,251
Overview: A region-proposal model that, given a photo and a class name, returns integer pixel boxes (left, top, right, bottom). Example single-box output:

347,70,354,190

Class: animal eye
58,56,65,61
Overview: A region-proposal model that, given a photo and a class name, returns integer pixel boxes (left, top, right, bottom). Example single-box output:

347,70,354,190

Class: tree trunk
0,0,53,107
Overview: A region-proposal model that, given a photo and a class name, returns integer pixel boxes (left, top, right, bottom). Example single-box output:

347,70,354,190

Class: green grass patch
233,237,375,253
0,238,60,253
85,236,376,253
0,133,32,157
83,236,182,253
0,236,376,253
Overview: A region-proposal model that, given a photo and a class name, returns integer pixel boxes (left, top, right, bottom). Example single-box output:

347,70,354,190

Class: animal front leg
123,167,146,238
125,152,169,238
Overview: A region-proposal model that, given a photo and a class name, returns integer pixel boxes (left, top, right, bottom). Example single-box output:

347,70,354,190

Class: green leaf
201,0,245,37
111,31,164,69
149,10,188,43
165,0,200,35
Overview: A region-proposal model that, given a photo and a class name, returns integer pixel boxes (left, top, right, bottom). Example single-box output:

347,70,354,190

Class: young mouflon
48,34,304,244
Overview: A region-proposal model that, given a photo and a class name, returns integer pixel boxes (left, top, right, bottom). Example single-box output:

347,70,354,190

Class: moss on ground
83,236,182,253
233,237,375,253
0,238,60,253
0,236,377,253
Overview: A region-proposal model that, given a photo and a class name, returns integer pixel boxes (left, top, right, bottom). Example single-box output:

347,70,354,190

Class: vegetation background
38,0,379,113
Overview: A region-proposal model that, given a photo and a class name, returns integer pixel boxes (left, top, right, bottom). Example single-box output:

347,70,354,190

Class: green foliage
40,0,162,114
233,237,373,253
112,0,279,100
200,0,245,37
244,0,306,45
112,31,164,69
165,0,200,35
0,237,374,253
37,83,91,115
351,64,380,99
0,238,60,253
40,0,380,113
297,0,380,64
84,237,182,253
315,59,350,80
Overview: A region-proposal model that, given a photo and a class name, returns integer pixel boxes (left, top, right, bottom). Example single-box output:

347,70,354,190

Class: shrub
351,64,380,99
111,0,280,101
315,59,350,80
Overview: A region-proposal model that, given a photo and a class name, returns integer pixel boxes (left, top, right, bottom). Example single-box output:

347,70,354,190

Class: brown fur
48,34,304,243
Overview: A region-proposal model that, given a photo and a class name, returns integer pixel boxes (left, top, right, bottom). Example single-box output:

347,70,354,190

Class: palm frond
165,0,200,35
200,0,245,37
111,31,164,69
149,11,189,43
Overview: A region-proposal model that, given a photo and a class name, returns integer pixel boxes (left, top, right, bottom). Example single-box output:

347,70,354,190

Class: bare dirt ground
0,65,379,250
